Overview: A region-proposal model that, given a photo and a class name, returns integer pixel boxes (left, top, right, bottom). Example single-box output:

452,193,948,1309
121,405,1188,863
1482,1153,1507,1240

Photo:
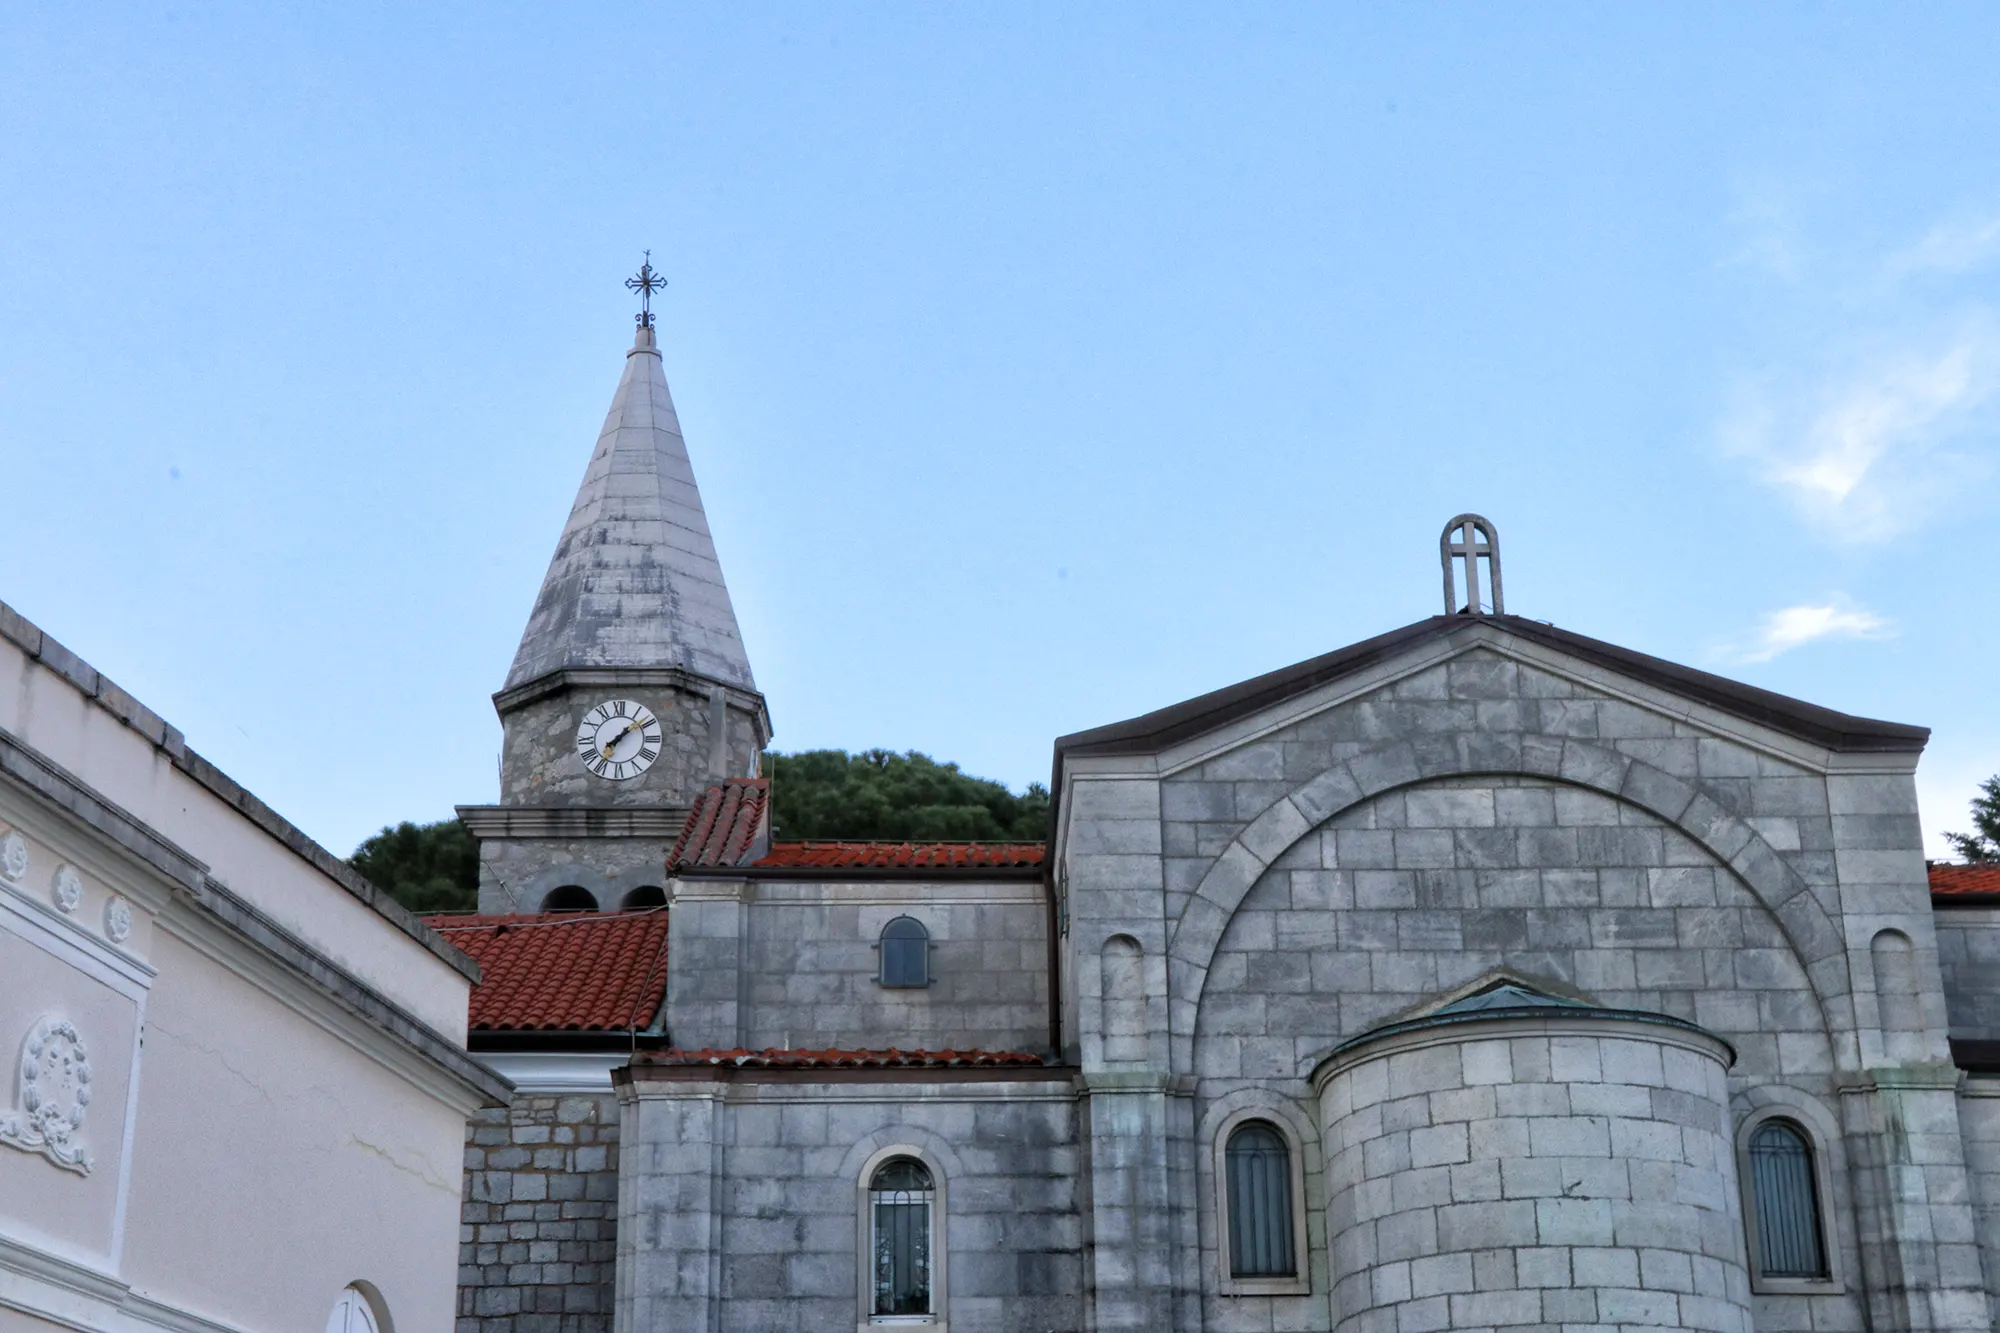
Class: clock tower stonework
459,320,770,913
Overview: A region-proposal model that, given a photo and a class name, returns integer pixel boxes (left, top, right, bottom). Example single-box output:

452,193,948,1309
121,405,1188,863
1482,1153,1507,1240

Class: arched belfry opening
1440,513,1504,615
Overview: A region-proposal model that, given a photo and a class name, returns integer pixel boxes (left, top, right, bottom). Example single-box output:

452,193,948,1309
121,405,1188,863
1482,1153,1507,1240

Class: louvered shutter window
879,917,930,988
1226,1121,1296,1278
1750,1121,1828,1279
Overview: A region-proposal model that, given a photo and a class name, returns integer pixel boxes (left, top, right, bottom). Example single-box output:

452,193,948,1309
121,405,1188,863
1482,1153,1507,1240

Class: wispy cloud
1722,188,1811,284
1719,324,2000,541
1724,600,1894,664
1888,211,2000,278
1719,196,2000,543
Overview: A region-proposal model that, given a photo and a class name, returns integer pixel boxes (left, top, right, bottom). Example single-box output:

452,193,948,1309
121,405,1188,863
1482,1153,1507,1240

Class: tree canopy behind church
764,749,1050,842
349,819,481,914
1946,774,2000,863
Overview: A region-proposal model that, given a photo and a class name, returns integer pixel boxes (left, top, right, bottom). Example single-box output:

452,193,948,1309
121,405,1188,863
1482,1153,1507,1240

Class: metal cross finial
625,251,667,328
1440,514,1505,616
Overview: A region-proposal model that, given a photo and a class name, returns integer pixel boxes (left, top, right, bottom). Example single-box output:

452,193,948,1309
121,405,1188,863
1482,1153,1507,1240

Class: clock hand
602,717,647,757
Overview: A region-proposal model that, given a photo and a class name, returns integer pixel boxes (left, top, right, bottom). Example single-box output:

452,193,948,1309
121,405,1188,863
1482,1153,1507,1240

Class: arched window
621,885,667,910
878,917,930,988
325,1287,381,1333
869,1157,935,1317
1225,1121,1296,1278
1748,1120,1828,1280
541,885,598,913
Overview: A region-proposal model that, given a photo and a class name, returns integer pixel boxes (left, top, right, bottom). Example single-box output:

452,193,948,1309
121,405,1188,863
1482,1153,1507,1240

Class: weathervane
625,252,667,328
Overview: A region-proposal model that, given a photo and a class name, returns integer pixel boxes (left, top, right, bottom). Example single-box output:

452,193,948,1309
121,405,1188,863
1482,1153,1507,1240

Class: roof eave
1053,613,1927,772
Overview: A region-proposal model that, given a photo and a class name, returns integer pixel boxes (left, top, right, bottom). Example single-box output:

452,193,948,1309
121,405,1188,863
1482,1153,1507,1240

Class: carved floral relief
105,896,132,943
0,1016,93,1174
50,864,82,915
0,830,26,883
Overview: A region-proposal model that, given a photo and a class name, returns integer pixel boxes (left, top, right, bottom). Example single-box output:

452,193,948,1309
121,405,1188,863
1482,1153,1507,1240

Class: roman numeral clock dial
576,700,663,781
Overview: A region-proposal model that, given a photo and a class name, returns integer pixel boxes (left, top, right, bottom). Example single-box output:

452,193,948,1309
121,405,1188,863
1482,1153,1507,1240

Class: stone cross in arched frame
1440,513,1504,615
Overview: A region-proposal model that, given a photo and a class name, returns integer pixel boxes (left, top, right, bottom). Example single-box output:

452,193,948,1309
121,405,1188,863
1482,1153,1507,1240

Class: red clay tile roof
1931,863,2000,897
671,778,768,869
638,1047,1047,1069
426,911,670,1031
750,841,1046,870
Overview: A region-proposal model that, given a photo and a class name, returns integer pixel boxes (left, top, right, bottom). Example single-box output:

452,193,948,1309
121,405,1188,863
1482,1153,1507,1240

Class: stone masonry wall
617,1079,1086,1332
665,881,1051,1054
1192,774,1857,1332
1960,1084,2000,1311
477,834,673,915
1059,632,1986,1330
1935,905,2000,1043
1316,1023,1751,1333
500,684,758,810
458,1094,619,1333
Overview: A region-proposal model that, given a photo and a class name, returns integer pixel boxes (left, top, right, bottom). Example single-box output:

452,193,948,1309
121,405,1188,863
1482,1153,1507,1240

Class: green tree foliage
764,749,1050,842
349,818,480,913
1946,775,2000,864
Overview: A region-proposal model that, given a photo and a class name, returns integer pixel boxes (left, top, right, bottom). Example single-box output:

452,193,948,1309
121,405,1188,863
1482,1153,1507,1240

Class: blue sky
5,5,2000,856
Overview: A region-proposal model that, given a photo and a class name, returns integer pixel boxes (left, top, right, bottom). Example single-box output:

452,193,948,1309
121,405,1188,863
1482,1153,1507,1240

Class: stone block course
457,1095,619,1333
1319,1026,1749,1333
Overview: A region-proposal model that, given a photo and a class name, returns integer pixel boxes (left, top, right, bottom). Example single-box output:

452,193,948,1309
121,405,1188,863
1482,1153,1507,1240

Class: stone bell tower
459,263,770,913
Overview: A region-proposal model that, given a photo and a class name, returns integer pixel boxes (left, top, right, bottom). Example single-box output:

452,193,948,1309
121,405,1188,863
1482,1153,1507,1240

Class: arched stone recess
1193,1086,1325,1301
1164,733,1852,1074
1732,1083,1863,1303
1081,931,1170,1071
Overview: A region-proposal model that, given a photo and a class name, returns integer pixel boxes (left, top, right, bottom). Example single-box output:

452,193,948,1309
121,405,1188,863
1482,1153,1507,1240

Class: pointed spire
505,322,757,692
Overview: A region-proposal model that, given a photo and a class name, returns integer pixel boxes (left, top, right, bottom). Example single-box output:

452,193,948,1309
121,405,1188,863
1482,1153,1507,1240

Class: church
439,290,2000,1333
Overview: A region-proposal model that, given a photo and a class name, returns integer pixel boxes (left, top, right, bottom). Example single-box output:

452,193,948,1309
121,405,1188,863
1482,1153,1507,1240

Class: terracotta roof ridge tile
425,908,665,931
641,1046,1048,1068
429,908,671,1033
671,778,771,869
1931,861,2000,895
749,841,1047,870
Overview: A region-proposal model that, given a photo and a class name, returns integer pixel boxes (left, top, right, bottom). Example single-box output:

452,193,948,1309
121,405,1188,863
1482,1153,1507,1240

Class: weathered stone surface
618,1080,1084,1333
506,326,755,695
460,604,1992,1331
458,1095,620,1333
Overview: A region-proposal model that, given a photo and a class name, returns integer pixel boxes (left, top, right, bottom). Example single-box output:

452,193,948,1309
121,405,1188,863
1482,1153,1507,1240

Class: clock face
576,700,663,781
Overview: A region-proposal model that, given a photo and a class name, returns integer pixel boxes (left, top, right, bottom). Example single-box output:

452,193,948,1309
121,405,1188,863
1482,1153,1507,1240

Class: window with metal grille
879,917,930,988
869,1157,935,1317
1225,1121,1295,1278
1749,1120,1828,1279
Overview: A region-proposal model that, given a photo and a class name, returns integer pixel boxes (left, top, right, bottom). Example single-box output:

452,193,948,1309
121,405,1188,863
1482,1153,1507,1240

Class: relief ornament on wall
51,863,82,915
105,896,132,943
0,1016,93,1174
0,829,26,882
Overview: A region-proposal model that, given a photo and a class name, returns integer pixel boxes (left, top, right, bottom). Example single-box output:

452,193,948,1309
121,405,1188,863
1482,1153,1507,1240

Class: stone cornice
1308,1010,1737,1092
1836,1061,1962,1093
493,666,771,736
456,804,692,839
0,728,507,1107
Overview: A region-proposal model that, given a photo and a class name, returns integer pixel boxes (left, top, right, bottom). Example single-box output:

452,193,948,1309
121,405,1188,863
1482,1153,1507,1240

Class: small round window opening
878,917,931,988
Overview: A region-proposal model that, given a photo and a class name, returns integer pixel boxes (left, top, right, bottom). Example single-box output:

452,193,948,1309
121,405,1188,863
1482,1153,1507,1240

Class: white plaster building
0,608,508,1333
441,310,2000,1333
